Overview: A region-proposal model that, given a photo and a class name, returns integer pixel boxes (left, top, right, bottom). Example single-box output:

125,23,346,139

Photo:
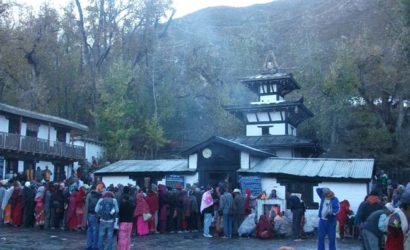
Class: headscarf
35,186,45,199
25,181,31,188
200,190,214,213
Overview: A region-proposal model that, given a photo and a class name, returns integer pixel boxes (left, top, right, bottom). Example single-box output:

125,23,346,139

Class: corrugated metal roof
95,159,194,174
238,157,374,179
0,103,88,132
182,136,275,157
230,135,316,148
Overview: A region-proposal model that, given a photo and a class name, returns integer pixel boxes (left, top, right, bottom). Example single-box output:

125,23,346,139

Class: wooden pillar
47,123,51,141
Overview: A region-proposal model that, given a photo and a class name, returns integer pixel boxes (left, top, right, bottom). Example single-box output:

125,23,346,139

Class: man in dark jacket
360,189,384,224
22,181,35,227
85,186,102,250
219,188,234,238
288,193,304,240
232,188,246,236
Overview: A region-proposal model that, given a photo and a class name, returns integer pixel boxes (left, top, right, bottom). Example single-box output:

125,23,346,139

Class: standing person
200,187,214,238
85,185,102,250
22,181,35,227
385,191,410,250
96,191,119,250
219,188,234,238
336,200,353,239
288,193,303,241
360,189,384,224
316,187,340,250
75,186,86,230
145,189,159,233
232,188,246,236
158,184,168,234
2,183,13,225
362,203,395,250
35,167,42,182
11,181,23,226
0,180,6,224
189,189,199,232
34,186,46,227
42,166,52,182
51,184,65,230
44,183,53,229
117,195,134,250
134,193,150,236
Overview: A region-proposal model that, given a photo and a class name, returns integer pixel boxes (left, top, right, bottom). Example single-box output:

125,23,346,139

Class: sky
14,0,275,18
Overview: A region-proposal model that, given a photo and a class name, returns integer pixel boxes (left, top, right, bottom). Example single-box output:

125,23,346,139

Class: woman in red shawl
145,190,159,233
34,186,46,227
134,193,150,236
256,215,274,239
67,189,78,230
11,183,23,226
75,187,86,229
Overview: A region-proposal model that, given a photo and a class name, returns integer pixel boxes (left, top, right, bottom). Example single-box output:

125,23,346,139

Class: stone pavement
0,227,362,250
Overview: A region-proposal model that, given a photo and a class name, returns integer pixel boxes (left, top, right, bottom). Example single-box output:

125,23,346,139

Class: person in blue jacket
317,187,340,250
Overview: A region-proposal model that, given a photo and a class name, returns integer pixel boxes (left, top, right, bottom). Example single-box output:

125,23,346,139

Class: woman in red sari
67,188,79,230
145,190,159,233
11,182,23,226
134,193,150,236
35,186,46,227
75,186,86,229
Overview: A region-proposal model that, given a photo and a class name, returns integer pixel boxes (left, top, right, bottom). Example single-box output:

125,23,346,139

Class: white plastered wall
260,177,286,201
101,176,135,187
240,152,250,169
188,154,198,169
0,115,9,132
314,182,368,213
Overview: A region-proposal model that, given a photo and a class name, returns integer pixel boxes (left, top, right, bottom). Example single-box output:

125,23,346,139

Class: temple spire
263,50,279,74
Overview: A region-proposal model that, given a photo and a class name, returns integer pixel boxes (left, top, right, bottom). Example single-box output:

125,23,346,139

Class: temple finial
263,50,279,73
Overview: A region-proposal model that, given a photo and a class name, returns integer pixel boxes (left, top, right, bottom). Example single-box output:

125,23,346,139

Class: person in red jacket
336,200,353,239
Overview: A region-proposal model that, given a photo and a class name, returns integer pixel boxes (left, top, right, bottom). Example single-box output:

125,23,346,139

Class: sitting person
256,215,274,239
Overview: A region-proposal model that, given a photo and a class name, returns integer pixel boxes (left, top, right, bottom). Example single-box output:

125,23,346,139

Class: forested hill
0,0,408,170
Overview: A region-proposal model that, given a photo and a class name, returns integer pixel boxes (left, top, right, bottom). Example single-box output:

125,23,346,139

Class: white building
0,102,89,181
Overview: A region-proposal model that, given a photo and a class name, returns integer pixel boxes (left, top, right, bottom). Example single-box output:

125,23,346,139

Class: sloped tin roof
182,136,275,157
95,159,195,174
230,135,316,148
238,157,374,179
0,103,88,132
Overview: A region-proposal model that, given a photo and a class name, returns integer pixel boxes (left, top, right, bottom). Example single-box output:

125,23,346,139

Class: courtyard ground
0,226,362,250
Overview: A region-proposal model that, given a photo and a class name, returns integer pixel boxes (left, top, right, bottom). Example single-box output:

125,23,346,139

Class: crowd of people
0,172,288,250
2,167,410,250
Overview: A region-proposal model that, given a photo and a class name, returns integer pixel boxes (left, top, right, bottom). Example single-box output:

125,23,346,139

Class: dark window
285,181,319,209
57,129,67,142
5,159,18,178
261,126,270,135
8,119,20,134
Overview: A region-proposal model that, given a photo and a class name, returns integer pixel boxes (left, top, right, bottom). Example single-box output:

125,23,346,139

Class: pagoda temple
223,52,321,157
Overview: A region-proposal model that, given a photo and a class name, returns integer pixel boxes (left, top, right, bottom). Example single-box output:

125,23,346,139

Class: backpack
88,192,102,214
98,198,116,221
